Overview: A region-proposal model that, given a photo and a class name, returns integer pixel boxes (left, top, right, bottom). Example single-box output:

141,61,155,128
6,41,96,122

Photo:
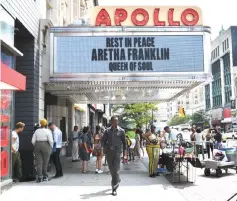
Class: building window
212,60,222,107
205,84,211,110
223,53,232,104
1,46,14,68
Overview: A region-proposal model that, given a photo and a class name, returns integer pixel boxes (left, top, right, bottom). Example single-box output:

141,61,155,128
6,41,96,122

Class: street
0,155,237,201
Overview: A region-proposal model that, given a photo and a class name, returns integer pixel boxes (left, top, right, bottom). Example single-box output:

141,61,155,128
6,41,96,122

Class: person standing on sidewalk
142,128,160,178
32,119,53,182
79,126,91,173
101,116,127,196
48,122,63,178
12,122,25,182
93,125,103,174
71,126,79,162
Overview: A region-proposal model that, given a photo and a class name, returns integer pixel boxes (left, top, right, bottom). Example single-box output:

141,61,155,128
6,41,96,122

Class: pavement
1,154,237,201
0,156,186,201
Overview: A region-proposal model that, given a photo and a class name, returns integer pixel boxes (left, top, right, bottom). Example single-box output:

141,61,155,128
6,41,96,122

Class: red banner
224,108,231,119
0,126,9,147
0,151,9,177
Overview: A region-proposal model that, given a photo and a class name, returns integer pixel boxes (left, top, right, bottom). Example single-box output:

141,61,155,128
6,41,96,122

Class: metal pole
152,109,154,123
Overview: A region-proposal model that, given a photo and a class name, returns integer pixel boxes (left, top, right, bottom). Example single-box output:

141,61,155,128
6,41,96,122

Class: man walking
71,126,79,162
48,122,63,178
101,116,127,196
12,122,25,182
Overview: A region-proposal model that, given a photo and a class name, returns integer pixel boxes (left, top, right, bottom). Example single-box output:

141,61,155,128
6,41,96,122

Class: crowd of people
12,119,64,183
11,116,226,196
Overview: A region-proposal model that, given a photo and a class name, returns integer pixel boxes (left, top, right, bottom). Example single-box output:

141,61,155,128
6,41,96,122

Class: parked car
223,128,237,139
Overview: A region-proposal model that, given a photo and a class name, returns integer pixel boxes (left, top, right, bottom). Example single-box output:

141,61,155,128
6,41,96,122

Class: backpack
126,136,131,147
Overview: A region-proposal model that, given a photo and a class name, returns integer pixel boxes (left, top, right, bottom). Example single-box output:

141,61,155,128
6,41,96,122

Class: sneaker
43,175,49,181
95,169,98,173
36,178,43,183
97,170,103,174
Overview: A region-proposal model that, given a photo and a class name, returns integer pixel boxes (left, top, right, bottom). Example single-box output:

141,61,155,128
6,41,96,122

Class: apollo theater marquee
45,6,211,104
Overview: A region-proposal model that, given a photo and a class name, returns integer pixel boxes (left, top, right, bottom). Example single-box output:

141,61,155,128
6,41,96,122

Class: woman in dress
79,126,91,173
134,128,141,159
93,125,103,174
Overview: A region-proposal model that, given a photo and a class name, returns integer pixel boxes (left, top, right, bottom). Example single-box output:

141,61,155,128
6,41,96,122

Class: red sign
91,6,202,27
1,90,11,110
0,126,9,147
224,108,231,119
0,151,9,177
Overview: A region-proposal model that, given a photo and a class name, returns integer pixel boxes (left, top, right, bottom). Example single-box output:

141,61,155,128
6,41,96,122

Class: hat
40,118,48,126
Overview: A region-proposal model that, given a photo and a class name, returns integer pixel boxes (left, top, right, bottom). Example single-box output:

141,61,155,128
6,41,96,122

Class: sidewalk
0,156,187,201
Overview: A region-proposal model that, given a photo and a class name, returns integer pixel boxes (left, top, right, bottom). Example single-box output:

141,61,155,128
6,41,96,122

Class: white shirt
31,128,54,148
169,129,178,141
130,138,136,149
12,130,19,152
195,132,203,145
53,127,62,148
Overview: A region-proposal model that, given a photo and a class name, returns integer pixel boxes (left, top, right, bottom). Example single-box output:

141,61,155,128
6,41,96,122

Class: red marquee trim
0,62,26,90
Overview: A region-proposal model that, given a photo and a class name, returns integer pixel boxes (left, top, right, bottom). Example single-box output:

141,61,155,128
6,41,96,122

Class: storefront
74,104,87,129
0,6,26,193
221,108,232,131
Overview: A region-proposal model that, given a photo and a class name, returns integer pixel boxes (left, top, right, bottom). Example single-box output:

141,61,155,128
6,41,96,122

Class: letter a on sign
95,9,111,26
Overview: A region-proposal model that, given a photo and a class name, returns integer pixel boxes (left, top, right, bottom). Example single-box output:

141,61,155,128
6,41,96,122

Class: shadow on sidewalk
14,156,175,188
80,189,111,199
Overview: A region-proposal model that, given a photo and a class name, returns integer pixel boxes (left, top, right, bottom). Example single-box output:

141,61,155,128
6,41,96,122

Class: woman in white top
32,118,53,183
195,128,205,160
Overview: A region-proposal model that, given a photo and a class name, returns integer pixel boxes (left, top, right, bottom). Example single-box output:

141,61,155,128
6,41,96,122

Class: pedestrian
195,128,205,160
101,116,127,196
93,125,103,174
136,125,144,158
87,126,93,149
125,134,132,161
71,125,80,162
48,122,63,178
31,118,53,182
164,126,178,143
214,127,222,149
206,129,214,159
12,122,25,182
129,137,136,161
134,127,141,159
79,126,91,173
142,127,160,178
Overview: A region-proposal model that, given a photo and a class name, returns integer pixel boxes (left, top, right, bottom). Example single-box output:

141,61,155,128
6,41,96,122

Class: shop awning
0,63,26,90
221,118,232,124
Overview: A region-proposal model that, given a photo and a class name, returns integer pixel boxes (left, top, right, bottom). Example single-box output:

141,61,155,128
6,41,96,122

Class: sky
98,0,237,39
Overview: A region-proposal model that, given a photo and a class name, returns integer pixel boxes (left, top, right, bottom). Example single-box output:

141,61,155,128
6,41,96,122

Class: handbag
88,147,93,154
